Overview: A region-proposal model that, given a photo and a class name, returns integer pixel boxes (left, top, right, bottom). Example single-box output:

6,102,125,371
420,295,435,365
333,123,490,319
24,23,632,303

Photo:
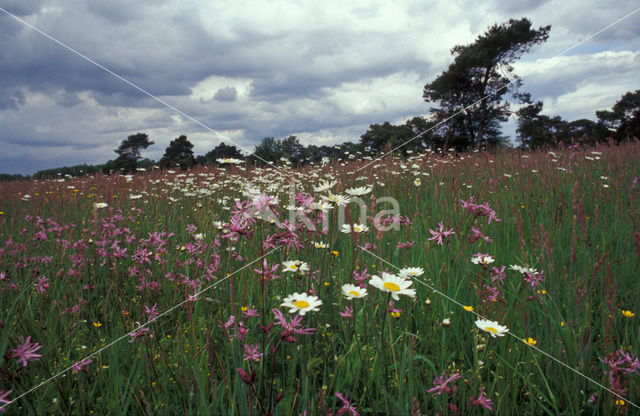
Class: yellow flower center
348,291,360,297
294,300,310,308
383,282,401,292
484,326,498,334
290,264,298,270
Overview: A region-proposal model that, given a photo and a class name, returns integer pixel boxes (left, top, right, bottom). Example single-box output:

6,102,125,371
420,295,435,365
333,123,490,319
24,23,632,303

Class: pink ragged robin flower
129,323,152,342
11,336,42,367
253,259,280,282
34,276,49,294
428,222,455,245
272,308,316,342
468,386,493,411
71,358,93,374
396,241,414,250
469,226,493,243
144,303,159,321
483,285,501,303
243,344,263,362
0,390,12,413
426,372,461,396
490,266,506,284
335,392,359,415
524,270,544,289
339,305,354,319
242,307,260,318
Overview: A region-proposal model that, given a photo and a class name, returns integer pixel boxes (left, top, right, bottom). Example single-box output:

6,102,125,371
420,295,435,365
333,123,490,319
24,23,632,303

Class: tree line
9,17,639,181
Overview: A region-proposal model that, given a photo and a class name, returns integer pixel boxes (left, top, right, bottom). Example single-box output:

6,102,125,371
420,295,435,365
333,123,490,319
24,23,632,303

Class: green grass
0,143,639,415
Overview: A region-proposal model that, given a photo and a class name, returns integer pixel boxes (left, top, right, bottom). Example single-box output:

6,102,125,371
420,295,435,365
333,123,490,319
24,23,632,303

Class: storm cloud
0,0,638,174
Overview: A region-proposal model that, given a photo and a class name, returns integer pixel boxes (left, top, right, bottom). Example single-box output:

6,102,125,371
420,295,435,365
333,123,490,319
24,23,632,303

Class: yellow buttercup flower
523,337,537,346
621,310,635,318
93,322,102,327
463,305,474,312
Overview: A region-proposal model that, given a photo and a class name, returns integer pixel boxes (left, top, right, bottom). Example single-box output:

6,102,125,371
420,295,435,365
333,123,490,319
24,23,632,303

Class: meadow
0,142,639,415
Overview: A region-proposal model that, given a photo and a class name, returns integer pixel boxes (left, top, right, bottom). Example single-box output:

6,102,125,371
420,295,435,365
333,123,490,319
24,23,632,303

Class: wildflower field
0,142,639,415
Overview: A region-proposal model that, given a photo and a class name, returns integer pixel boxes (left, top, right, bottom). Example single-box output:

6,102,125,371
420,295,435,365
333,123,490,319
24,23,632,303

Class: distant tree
203,142,245,164
516,101,568,149
0,173,28,182
596,90,640,143
423,18,550,151
34,163,104,179
280,135,304,164
360,122,413,154
566,119,608,146
251,137,282,165
159,135,195,169
112,133,154,173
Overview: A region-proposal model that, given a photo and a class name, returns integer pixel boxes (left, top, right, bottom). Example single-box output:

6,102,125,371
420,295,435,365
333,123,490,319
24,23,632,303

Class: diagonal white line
355,7,640,173
0,7,289,175
2,246,282,410
357,244,640,410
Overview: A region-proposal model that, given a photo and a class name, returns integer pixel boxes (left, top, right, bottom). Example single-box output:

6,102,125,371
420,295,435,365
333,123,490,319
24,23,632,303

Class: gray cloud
213,86,238,102
0,0,638,175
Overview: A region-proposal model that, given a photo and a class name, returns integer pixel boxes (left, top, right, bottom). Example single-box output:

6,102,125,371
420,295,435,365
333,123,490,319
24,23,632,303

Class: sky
0,0,638,175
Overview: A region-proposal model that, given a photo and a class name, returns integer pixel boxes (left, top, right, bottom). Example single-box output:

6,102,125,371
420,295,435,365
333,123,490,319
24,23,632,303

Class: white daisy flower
341,284,368,300
369,272,416,300
282,260,310,273
475,319,508,338
281,292,322,315
94,202,108,209
322,193,351,207
313,180,338,193
509,265,538,274
398,267,424,279
414,178,421,186
341,223,369,233
194,233,204,240
345,186,373,196
216,158,243,165
312,241,328,249
471,254,494,265
309,201,333,212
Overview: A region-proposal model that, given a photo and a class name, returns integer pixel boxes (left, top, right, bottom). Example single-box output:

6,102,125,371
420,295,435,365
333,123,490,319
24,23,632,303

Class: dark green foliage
360,117,433,155
518,101,613,149
424,18,550,151
250,135,305,166
33,164,104,180
159,135,195,170
360,122,414,154
516,101,568,149
0,173,29,182
202,142,245,164
596,89,640,143
250,136,281,165
112,133,154,173
280,135,305,164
